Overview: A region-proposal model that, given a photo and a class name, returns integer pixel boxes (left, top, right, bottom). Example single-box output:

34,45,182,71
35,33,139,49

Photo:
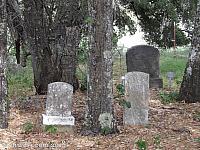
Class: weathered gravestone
167,72,175,88
42,82,75,132
126,45,163,88
124,72,149,125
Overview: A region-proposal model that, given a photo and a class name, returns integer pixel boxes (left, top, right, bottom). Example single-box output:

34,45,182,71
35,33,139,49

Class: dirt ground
0,90,200,150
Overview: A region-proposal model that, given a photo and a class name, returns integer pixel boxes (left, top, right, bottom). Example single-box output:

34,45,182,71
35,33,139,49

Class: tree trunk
23,0,81,94
59,26,80,91
23,0,57,94
85,0,115,133
0,0,9,128
179,2,200,103
7,0,28,67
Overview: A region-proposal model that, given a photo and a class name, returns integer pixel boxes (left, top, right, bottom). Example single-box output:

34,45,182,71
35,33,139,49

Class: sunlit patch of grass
160,47,189,88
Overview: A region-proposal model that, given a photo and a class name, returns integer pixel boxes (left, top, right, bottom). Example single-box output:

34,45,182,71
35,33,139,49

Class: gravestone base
150,78,163,88
42,114,75,133
42,114,75,126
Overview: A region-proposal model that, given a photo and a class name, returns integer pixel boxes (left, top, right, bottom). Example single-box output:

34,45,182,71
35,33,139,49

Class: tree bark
6,0,24,65
0,0,9,128
85,0,115,133
23,0,56,94
179,2,200,103
23,0,81,94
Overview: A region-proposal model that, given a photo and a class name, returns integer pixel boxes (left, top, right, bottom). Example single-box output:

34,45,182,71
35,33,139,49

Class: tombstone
126,45,163,88
42,82,75,132
167,72,175,88
124,72,149,125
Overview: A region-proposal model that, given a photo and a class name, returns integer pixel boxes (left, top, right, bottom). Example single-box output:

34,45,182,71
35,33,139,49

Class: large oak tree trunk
23,0,81,94
0,0,9,128
179,2,200,103
85,0,115,133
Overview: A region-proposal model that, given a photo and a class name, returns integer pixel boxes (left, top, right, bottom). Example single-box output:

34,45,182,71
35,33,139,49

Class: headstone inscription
124,72,149,125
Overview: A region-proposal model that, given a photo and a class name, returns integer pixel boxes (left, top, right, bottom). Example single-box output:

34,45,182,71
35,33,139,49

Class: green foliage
115,84,131,108
80,75,87,91
78,36,88,64
194,137,200,143
44,125,57,134
160,47,188,88
76,66,87,91
193,111,200,122
119,0,193,48
135,139,147,150
84,16,94,25
114,4,136,36
119,99,131,108
161,26,190,48
100,126,112,135
23,122,34,133
159,91,179,104
116,83,125,96
154,135,161,148
7,59,34,98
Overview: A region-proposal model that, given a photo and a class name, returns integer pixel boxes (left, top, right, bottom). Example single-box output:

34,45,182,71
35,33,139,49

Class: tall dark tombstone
126,45,163,88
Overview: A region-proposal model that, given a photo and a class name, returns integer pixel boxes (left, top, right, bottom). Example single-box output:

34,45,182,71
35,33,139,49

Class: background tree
0,0,9,128
85,0,116,134
23,0,83,94
6,0,25,65
119,0,191,48
179,1,200,103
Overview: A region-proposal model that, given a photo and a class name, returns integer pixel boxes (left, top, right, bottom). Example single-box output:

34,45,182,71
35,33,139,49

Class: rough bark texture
179,2,200,103
23,0,81,94
6,0,25,64
86,0,115,132
0,0,9,128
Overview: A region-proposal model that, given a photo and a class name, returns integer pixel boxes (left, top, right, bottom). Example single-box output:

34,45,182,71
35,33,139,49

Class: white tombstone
42,82,75,126
124,72,149,125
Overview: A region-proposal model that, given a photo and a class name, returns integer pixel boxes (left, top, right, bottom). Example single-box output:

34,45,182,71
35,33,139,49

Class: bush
135,139,147,150
44,125,57,134
114,84,131,108
159,91,179,104
100,126,112,135
154,135,161,148
23,122,34,133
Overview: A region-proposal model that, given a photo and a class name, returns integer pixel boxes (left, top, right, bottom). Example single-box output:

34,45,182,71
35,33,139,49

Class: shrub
135,139,147,150
100,126,112,135
114,84,131,108
23,122,34,133
44,125,57,134
159,91,179,104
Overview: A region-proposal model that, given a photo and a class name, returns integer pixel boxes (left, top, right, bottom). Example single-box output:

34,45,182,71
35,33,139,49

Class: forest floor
0,89,200,150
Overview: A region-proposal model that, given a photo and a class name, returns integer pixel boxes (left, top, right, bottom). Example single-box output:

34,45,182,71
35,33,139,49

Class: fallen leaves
0,90,199,150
